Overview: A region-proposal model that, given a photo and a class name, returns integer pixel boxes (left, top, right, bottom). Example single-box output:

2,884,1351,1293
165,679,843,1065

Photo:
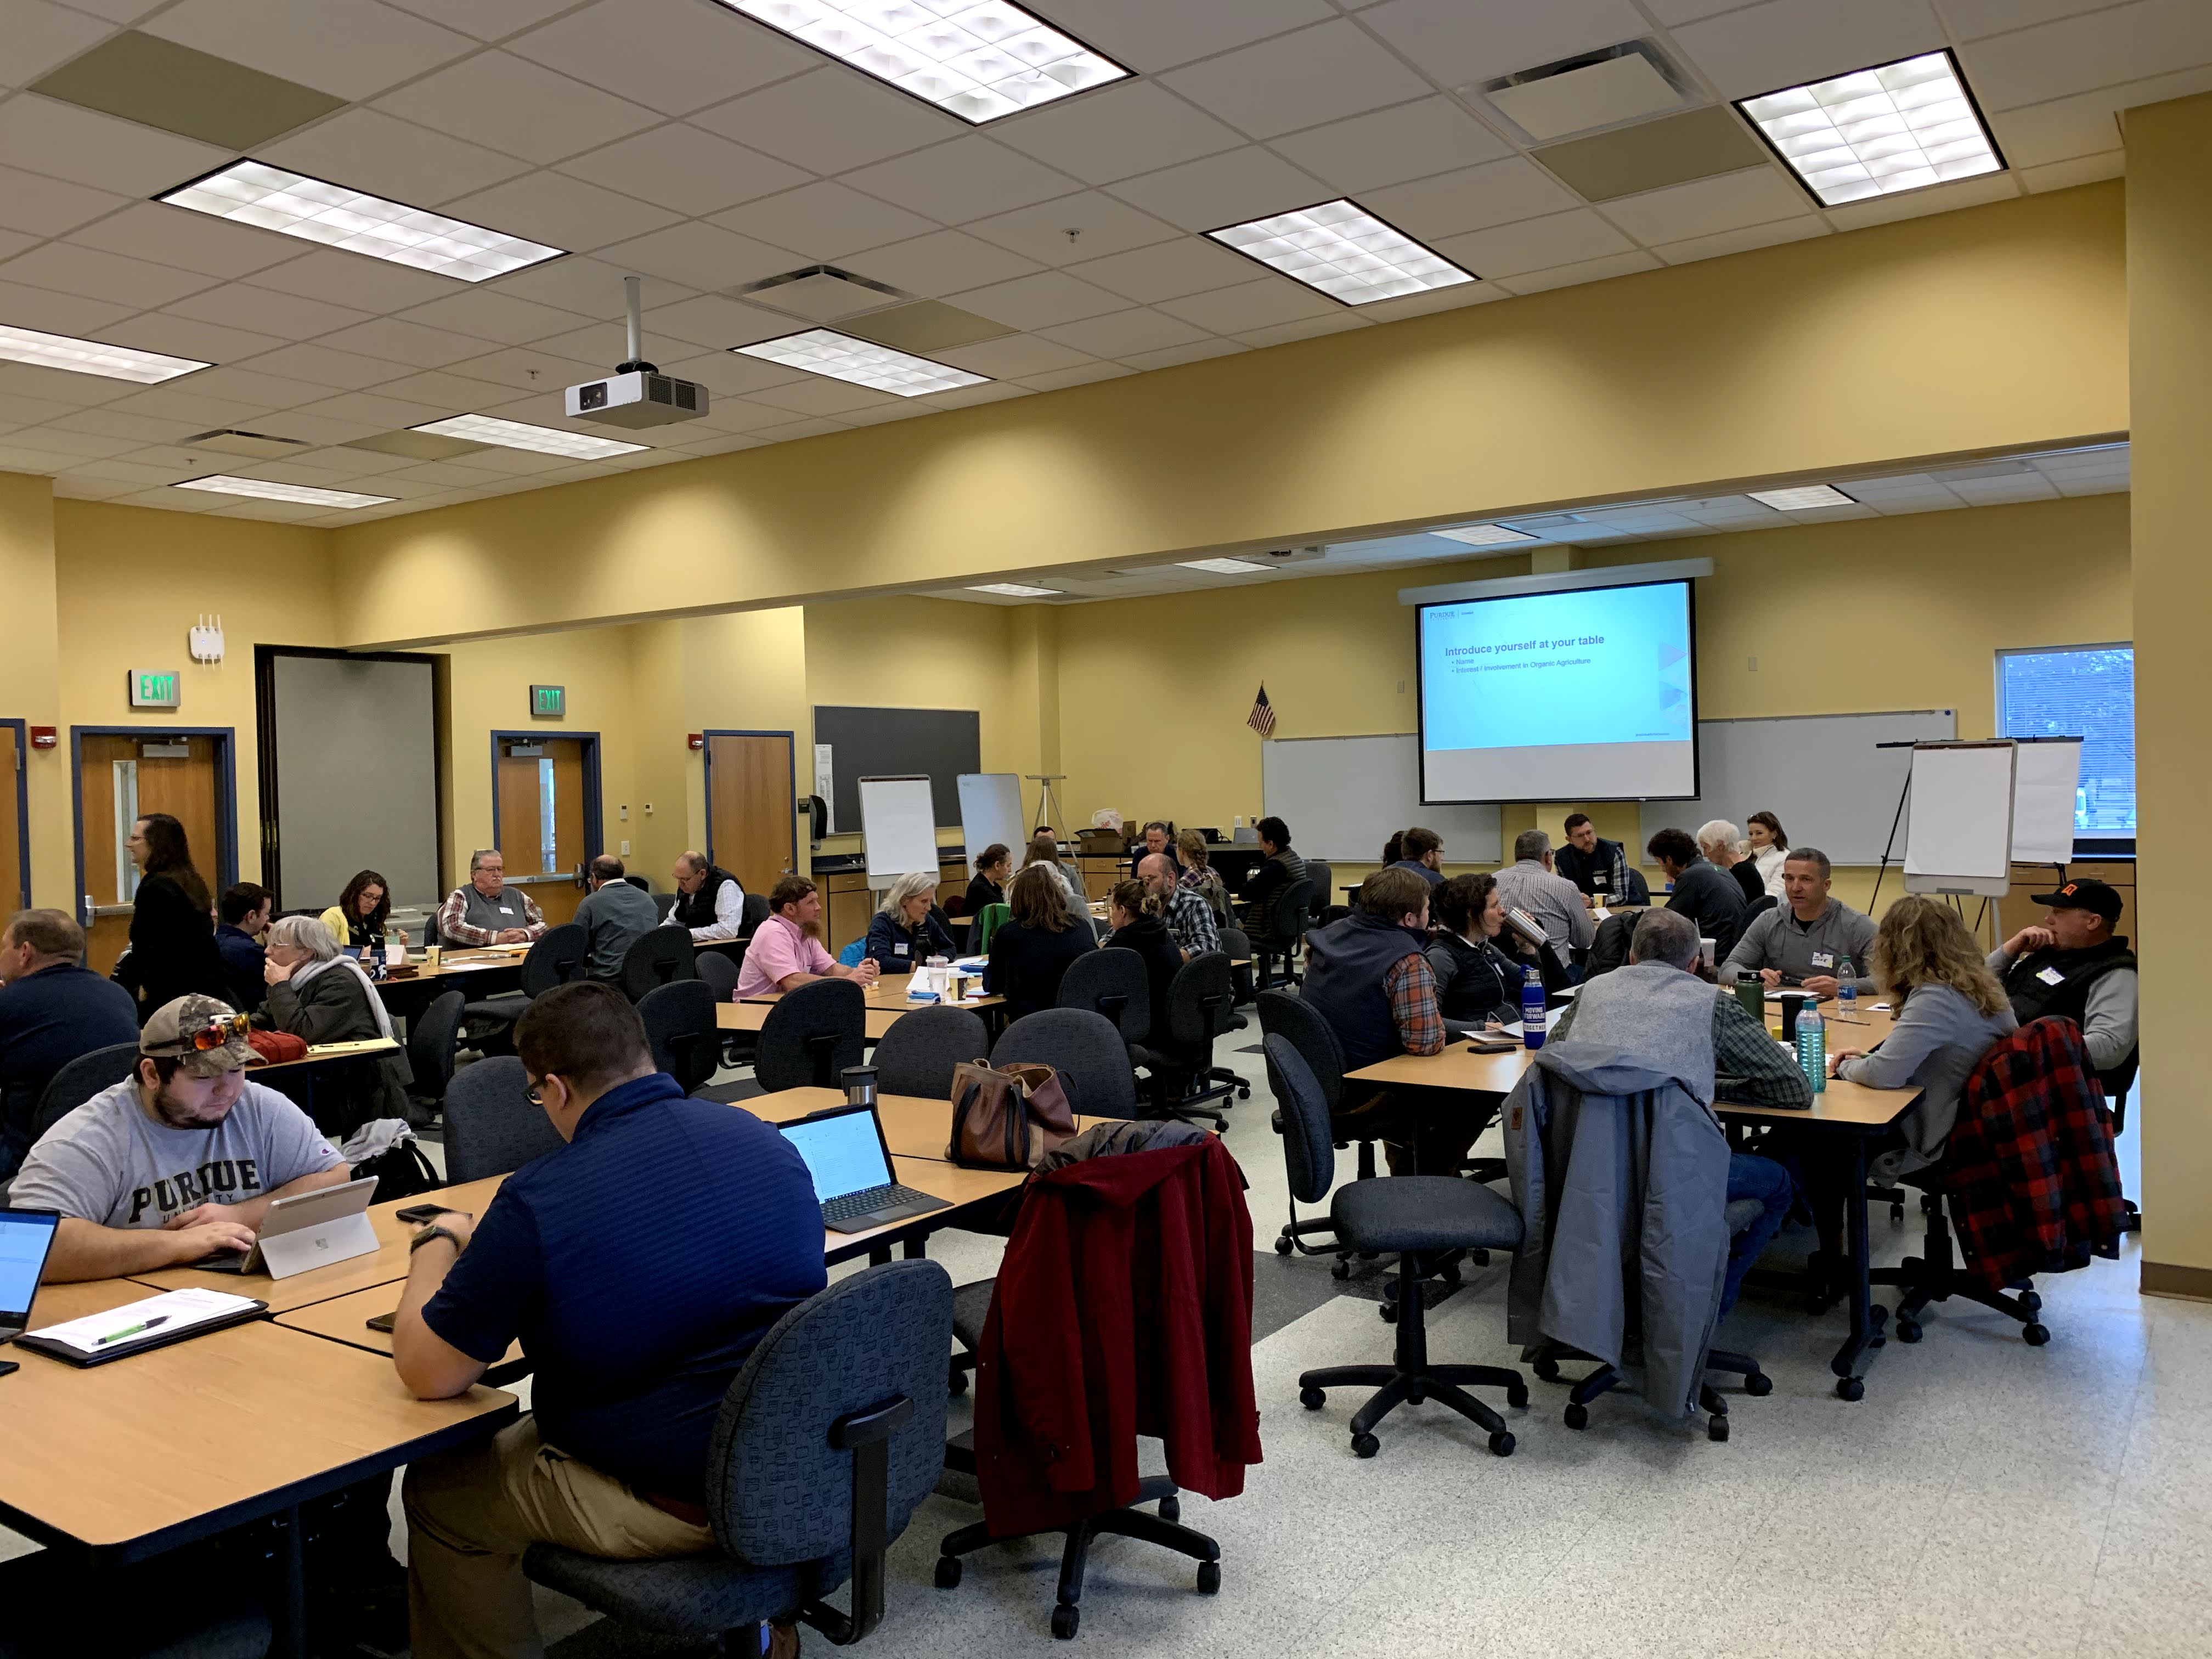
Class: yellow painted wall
0,473,66,907
669,606,809,877
330,184,2128,646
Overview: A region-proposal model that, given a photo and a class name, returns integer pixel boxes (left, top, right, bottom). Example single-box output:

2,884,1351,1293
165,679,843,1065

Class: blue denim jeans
1722,1154,1795,1316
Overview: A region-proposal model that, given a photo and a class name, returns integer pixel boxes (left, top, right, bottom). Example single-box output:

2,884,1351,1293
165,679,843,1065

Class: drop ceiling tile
257,108,535,209
374,50,661,165
745,375,905,417
49,475,137,499
168,280,374,340
931,333,1099,378
842,138,1080,227
1156,277,1338,333
1350,280,1509,321
396,288,592,347
285,388,458,430
382,0,576,39
846,230,1041,297
234,341,409,390
363,368,532,411
0,425,139,459
1358,0,1651,87
1963,0,2212,110
1822,171,2019,230
315,315,491,368
1597,167,1809,245
2050,469,2128,496
711,182,938,261
48,407,207,443
488,256,697,319
2023,152,2129,191
438,343,602,393
1064,236,1256,302
70,200,302,279
1039,307,1210,358
506,0,819,114
989,81,1245,187
1234,310,1370,348
1363,156,1583,246
1643,0,1770,19
171,364,334,410
442,173,683,256
101,383,285,425
1025,0,1333,73
0,390,95,426
963,191,1181,267
1670,0,1949,101
912,379,1030,409
1106,146,1327,232
3,1,112,89
692,68,964,176
591,221,800,291
1434,207,1638,278
0,163,128,238
746,416,849,442
1647,215,1828,265
43,457,191,485
1119,339,1249,372
944,269,1130,331
246,249,462,315
0,95,231,195
1267,97,1515,195
1,241,217,309
144,0,475,100
1018,362,1133,391
1948,472,2062,504
1494,248,1661,294
0,226,41,263
1161,20,1432,142
635,292,793,350
560,124,812,218
104,311,289,362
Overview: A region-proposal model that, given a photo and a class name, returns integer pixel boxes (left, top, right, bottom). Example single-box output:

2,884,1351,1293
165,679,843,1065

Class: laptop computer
199,1175,380,1274
778,1104,952,1234
0,1209,60,1344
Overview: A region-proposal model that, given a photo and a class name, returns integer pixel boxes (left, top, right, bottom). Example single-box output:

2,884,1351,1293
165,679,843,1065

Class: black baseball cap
2030,878,2122,923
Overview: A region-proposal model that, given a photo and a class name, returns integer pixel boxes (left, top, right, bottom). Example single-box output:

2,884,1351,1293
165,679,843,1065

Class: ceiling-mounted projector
565,275,708,430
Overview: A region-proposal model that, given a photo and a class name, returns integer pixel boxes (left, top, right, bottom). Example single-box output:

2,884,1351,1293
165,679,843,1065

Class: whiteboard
1263,735,1502,864
2011,738,2082,865
1639,710,1956,865
1906,743,2016,894
957,773,1024,867
859,776,939,883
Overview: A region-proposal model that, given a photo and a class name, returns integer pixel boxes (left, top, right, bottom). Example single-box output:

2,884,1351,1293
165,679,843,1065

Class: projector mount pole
616,274,654,375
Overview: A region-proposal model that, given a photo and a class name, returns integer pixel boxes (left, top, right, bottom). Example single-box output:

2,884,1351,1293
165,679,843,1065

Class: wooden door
494,737,589,927
707,733,797,897
0,726,22,918
77,733,224,975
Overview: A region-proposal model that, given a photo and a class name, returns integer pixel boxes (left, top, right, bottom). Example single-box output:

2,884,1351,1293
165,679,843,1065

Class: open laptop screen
0,1210,60,1328
778,1107,895,1203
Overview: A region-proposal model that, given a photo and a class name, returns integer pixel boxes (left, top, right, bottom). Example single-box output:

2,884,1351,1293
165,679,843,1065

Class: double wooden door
706,732,797,898
76,732,229,975
494,736,592,928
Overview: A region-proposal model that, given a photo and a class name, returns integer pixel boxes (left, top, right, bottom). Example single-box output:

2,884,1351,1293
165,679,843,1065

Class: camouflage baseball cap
140,995,255,1077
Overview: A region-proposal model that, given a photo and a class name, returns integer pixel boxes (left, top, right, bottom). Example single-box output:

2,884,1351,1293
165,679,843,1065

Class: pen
95,1314,168,1346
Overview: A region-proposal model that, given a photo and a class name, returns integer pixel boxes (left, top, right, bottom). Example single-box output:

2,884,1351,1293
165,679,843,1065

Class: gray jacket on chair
1503,1038,1732,1419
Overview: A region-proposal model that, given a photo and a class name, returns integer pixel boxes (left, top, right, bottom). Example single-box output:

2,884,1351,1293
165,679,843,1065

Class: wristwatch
410,1224,466,1256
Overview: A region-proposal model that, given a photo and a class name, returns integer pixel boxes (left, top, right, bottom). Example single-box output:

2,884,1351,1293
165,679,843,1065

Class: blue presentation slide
782,1113,891,1199
1419,581,1697,800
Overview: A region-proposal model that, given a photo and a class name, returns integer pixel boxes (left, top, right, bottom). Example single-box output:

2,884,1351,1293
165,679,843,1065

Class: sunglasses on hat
151,1011,251,1056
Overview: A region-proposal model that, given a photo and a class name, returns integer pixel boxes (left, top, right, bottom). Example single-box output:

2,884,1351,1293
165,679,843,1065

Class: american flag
1247,684,1276,738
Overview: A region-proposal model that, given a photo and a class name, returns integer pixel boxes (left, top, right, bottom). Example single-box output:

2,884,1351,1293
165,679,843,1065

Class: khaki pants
404,1415,715,1659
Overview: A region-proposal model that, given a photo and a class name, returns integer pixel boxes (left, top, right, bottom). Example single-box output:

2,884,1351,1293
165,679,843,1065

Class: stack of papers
24,1288,261,1359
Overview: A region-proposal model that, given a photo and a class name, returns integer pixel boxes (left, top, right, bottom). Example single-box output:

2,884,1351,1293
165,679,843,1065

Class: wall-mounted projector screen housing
1418,578,1698,803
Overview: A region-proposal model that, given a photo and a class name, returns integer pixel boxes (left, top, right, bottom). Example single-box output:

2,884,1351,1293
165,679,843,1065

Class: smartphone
366,1311,398,1334
394,1204,447,1225
0,1361,18,1379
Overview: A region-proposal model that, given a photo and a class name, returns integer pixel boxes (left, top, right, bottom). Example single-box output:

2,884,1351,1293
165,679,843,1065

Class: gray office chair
441,1056,565,1182
741,891,770,934
526,1260,952,1652
620,925,697,1002
464,924,588,1048
755,979,866,1092
622,874,651,893
870,1005,988,1099
1130,952,1240,1126
1272,1036,1527,1459
1300,860,1334,928
1054,947,1150,1050
1255,877,1314,990
404,989,467,1125
1218,926,1257,1018
27,1041,140,1148
1256,990,1368,1268
693,949,740,1002
639,979,723,1095
654,892,679,923
990,1008,1136,1119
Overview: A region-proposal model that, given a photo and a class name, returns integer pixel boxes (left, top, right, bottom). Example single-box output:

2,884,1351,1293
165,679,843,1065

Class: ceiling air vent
737,265,907,324
183,428,312,459
1467,40,1698,144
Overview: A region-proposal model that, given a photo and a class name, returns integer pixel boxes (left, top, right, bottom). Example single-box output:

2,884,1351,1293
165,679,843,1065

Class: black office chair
740,890,770,935
1254,877,1314,990
693,948,740,1003
1218,926,1257,1021
26,1041,140,1148
639,980,722,1095
622,874,651,893
464,924,589,1049
441,1056,566,1182
755,979,866,1091
1131,952,1241,1126
404,989,466,1125
619,924,697,1002
1272,1037,1526,1459
990,1008,1137,1119
653,891,678,923
1256,991,1368,1271
527,1261,951,1654
870,1005,988,1099
1300,860,1334,929
1054,948,1150,1052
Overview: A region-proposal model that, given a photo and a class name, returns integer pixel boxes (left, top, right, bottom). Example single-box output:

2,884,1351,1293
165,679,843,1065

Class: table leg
272,1503,307,1659
902,1237,928,1260
1827,1134,1884,1401
868,1245,892,1266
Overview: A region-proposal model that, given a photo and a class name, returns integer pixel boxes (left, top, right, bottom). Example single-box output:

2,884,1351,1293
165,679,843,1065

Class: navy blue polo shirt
0,961,140,1178
422,1071,826,1502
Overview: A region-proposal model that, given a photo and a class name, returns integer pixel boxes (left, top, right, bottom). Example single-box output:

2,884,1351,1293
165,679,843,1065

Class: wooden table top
250,1035,403,1073
740,972,1003,1013
274,1286,528,1379
751,1087,1120,1161
718,1000,907,1037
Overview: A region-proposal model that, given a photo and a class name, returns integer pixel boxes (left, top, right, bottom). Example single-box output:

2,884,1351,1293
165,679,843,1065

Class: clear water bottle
1797,998,1826,1093
1836,956,1858,1021
1521,966,1547,1051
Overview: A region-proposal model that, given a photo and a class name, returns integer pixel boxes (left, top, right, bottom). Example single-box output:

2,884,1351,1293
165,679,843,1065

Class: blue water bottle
1521,966,1547,1051
1797,998,1826,1093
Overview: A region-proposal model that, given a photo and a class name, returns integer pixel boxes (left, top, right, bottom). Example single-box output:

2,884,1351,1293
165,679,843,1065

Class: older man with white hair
1696,819,1768,908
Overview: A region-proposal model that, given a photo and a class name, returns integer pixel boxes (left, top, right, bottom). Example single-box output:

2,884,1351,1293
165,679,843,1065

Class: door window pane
1996,645,2135,835
113,760,139,901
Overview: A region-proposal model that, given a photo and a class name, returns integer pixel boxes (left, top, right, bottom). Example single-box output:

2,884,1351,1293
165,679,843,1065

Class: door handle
82,893,94,927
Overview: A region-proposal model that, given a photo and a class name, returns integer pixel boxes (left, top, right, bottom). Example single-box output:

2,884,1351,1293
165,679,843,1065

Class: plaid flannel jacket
1944,1016,2127,1294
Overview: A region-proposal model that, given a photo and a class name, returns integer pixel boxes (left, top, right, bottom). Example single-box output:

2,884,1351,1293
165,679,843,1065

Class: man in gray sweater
1719,847,1876,996
573,855,662,982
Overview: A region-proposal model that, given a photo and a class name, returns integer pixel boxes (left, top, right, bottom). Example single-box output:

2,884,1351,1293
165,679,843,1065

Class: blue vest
1302,911,1431,1071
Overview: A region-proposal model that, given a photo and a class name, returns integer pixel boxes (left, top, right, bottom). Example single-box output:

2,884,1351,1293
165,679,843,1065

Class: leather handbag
947,1058,1076,1171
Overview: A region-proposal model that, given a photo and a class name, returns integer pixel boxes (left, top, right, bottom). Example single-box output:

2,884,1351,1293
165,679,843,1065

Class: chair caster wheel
1440,1261,1462,1287
1274,1235,1293,1255
1195,1560,1220,1594
1488,1430,1515,1457
1158,1494,1180,1522
1351,1432,1379,1459
1300,1385,1326,1410
2023,1323,2051,1346
1506,1385,1529,1410
935,1556,963,1589
1379,1301,1398,1324
1330,1257,1351,1279
1836,1376,1865,1402
2019,1290,2042,1313
1051,1604,1080,1640
1533,1355,1561,1384
1237,1083,1251,1099
1895,1318,1922,1344
1744,1372,1774,1397
1890,1204,1904,1224
947,1368,968,1396
1564,1403,1588,1431
1708,1415,1730,1443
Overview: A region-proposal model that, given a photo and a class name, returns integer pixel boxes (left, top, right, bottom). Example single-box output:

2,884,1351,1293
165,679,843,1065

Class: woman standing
115,812,230,1024
263,915,413,1133
864,871,958,974
1745,811,1790,899
320,869,410,955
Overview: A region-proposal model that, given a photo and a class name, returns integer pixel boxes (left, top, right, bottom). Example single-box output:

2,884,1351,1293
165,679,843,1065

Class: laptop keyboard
820,1183,934,1224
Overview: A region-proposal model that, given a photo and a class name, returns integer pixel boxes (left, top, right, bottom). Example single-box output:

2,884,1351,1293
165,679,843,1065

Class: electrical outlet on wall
1748,656,1759,672
621,839,631,855
619,804,629,820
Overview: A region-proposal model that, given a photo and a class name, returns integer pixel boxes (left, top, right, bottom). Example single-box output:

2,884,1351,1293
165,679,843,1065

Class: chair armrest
801,1394,917,1646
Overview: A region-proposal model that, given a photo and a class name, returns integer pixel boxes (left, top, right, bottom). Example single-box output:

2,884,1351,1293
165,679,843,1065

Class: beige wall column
0,472,65,908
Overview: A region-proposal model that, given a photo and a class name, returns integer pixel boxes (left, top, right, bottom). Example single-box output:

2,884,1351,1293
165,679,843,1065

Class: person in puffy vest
1989,877,2137,1097
670,851,744,944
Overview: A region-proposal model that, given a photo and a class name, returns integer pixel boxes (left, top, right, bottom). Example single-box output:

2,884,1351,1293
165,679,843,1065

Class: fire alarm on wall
29,726,57,749
687,732,704,751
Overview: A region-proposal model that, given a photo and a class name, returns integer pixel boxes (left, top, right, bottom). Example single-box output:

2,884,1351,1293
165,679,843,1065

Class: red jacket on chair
974,1136,1262,1537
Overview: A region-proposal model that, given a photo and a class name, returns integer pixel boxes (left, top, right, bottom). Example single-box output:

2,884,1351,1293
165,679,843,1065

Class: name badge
498,905,514,916
895,942,910,956
1593,874,1610,890
1811,952,1834,969
2036,965,2066,986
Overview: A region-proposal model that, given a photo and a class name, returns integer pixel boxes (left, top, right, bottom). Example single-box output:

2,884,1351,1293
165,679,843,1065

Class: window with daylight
1996,644,2135,847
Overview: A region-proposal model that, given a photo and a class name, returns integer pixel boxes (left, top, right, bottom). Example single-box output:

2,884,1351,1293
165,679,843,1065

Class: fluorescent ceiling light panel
0,323,207,384
157,161,563,282
1738,50,2002,207
969,582,1059,597
173,475,393,509
1207,200,1475,306
1748,484,1857,510
1177,558,1269,575
733,328,985,397
722,1,1129,123
1434,523,1537,547
413,414,644,460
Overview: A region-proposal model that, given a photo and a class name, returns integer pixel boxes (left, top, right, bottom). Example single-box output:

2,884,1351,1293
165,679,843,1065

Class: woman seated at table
319,868,409,956
1425,873,1527,1026
262,914,413,1133
1102,878,1181,1037
1019,828,1090,928
964,843,1010,917
865,871,958,975
1175,829,1232,926
985,864,1097,1022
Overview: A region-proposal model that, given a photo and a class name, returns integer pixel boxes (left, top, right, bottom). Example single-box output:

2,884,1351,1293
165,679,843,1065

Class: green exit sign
529,684,566,719
128,669,181,710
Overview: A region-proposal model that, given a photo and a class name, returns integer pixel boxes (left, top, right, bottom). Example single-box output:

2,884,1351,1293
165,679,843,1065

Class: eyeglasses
525,1074,560,1107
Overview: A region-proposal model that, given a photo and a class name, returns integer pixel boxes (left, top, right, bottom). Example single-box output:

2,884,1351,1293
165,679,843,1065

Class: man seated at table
437,850,548,947
215,881,273,1013
573,854,661,981
1141,852,1218,961
0,908,140,1180
394,981,826,1659
1240,816,1306,939
1548,909,1801,1311
733,874,882,997
1647,826,1748,962
1989,877,2137,1094
1719,847,1877,996
1555,812,1642,904
1130,819,1173,877
672,850,746,945
9,994,351,1280
1492,830,1597,957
